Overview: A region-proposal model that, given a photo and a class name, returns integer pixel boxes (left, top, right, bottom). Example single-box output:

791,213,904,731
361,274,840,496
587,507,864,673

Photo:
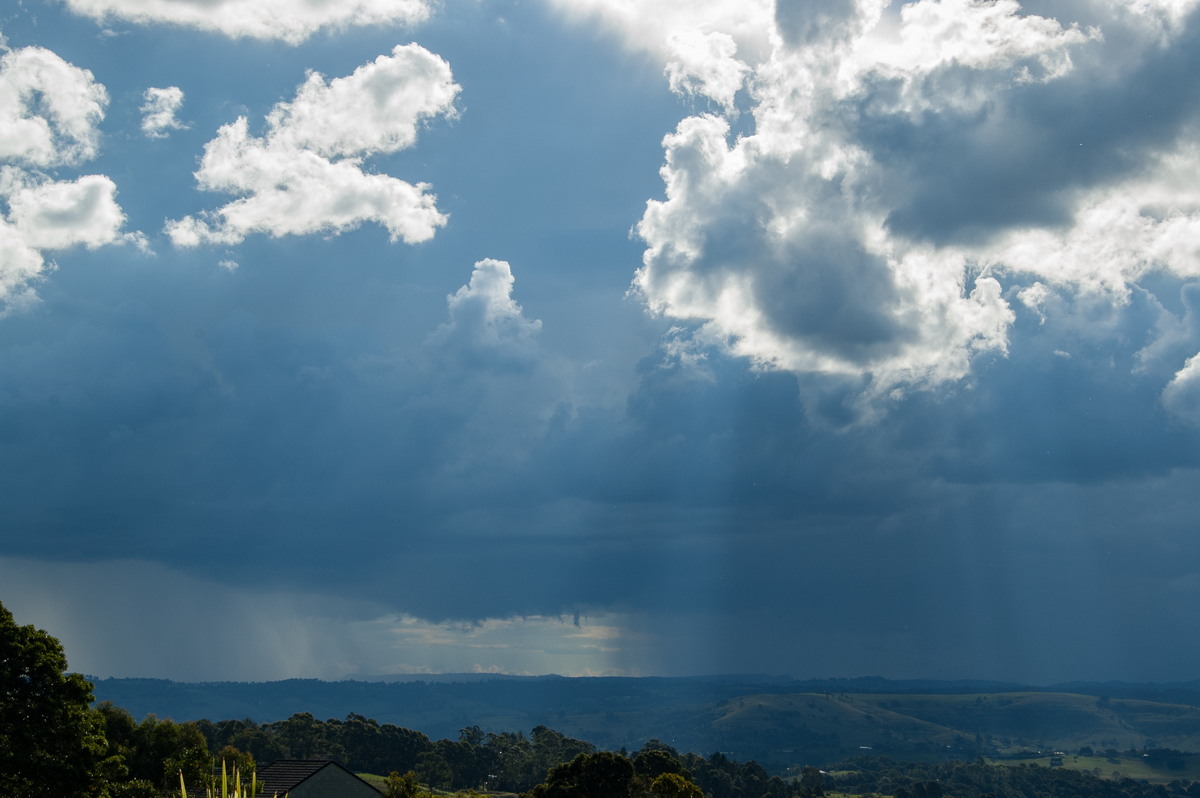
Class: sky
2,0,1200,687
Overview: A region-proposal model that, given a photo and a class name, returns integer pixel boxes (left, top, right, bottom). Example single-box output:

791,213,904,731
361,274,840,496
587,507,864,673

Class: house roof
256,759,377,796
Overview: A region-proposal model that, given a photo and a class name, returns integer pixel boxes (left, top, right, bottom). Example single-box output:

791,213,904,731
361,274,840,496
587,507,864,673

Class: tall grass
180,759,279,798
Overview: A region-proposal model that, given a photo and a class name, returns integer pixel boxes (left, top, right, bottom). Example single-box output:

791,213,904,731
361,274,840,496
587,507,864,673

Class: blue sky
2,0,1200,685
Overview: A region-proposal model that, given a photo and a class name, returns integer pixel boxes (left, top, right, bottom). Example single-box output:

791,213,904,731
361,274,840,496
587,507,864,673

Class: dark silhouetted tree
634,749,686,782
0,600,109,798
798,765,826,797
527,751,636,798
649,772,704,798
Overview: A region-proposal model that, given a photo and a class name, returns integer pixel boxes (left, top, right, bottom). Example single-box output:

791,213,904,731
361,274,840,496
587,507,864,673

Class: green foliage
798,765,827,797
99,702,269,796
215,759,261,798
274,712,349,762
178,758,263,798
527,751,636,798
0,600,109,798
384,769,427,798
634,749,686,781
194,718,290,765
0,603,238,798
197,715,601,793
100,707,211,793
106,779,160,798
649,772,704,798
215,744,256,779
416,750,454,789
197,712,432,778
521,747,713,798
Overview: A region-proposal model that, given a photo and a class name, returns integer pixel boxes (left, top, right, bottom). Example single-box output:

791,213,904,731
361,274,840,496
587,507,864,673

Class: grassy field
738,691,1200,757
847,692,1192,752
986,753,1200,784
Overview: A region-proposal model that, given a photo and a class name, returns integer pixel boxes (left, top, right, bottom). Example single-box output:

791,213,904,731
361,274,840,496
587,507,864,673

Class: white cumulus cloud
560,0,1200,411
61,0,431,45
429,258,543,367
0,45,136,313
664,30,750,111
0,45,108,167
166,44,459,248
634,110,1017,389
0,218,45,311
6,173,129,251
545,0,773,109
1162,353,1200,425
140,86,185,138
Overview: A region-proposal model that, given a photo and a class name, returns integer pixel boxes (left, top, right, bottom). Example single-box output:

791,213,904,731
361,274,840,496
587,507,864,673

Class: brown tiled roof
255,759,373,796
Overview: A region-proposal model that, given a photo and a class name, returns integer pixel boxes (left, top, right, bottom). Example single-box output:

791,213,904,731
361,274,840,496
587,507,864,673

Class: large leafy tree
0,600,109,798
526,751,636,798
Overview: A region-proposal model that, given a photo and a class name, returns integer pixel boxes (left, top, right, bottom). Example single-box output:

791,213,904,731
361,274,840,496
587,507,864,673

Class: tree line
192,711,827,798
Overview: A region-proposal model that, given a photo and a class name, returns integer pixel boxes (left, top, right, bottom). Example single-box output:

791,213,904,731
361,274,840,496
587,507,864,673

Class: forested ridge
91,676,1200,766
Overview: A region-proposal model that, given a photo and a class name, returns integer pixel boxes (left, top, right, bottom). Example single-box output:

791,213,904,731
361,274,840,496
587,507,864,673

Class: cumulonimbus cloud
166,44,460,248
61,0,431,44
557,0,1200,413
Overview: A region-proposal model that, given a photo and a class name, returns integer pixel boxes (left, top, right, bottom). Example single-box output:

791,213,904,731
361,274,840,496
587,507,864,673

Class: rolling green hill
698,691,1200,768
850,692,1200,752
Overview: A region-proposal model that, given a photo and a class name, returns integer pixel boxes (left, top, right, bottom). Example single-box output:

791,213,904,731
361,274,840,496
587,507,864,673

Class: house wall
288,766,380,798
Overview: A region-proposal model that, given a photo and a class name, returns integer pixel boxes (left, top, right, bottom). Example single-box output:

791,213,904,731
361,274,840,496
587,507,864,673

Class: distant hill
89,675,1200,769
701,691,1200,767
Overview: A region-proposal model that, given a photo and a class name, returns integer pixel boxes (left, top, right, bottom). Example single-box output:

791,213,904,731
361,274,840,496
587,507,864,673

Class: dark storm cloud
593,448,1200,681
6,238,1200,683
862,4,1200,243
665,161,914,363
753,231,912,360
896,282,1200,484
4,248,1197,625
0,243,601,617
